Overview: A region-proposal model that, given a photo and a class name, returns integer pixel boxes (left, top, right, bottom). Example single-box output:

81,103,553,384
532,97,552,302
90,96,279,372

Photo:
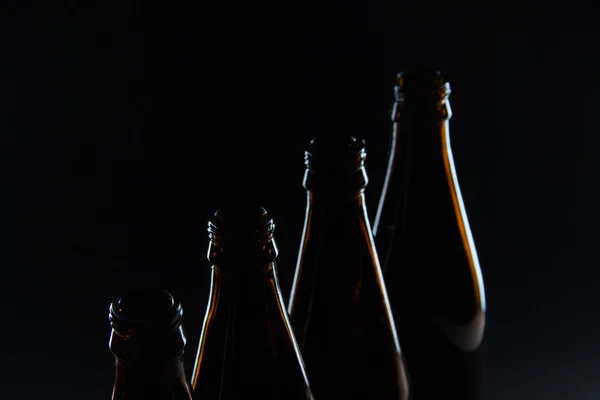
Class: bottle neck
112,356,192,400
306,190,368,214
210,262,283,296
398,81,452,155
373,90,451,240
302,162,369,201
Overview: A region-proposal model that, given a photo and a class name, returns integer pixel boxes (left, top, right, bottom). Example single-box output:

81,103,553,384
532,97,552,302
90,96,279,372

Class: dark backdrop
1,3,598,399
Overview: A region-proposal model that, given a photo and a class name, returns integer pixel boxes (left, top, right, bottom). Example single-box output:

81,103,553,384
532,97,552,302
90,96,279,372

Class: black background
1,3,599,399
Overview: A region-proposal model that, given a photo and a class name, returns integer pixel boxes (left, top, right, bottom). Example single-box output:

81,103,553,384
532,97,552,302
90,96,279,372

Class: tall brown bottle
108,289,195,400
192,206,314,400
373,69,487,400
288,136,410,400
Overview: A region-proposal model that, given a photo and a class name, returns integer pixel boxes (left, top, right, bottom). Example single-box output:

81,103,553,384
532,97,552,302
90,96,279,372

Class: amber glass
372,69,487,400
191,206,313,400
288,136,410,400
108,289,195,400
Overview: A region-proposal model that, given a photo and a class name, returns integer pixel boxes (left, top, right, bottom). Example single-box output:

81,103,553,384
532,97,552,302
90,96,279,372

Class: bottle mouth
399,69,450,101
394,69,452,122
207,206,279,269
208,206,275,245
304,135,367,173
109,289,183,340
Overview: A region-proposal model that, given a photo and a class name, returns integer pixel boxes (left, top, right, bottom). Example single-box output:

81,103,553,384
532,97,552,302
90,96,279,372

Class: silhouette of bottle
192,206,314,400
288,135,410,400
373,69,487,400
108,289,195,400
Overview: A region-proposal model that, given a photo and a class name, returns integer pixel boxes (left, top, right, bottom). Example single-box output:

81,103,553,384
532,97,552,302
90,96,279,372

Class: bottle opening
304,135,366,173
115,289,174,321
207,206,279,269
209,205,274,243
399,68,451,121
109,289,183,339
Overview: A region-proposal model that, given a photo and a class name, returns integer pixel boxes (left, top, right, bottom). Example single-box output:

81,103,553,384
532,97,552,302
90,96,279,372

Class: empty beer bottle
373,69,487,400
191,206,314,400
288,136,410,400
108,289,195,400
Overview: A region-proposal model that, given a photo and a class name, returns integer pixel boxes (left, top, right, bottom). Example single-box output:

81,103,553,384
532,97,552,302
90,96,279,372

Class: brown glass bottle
191,206,314,400
288,136,410,400
372,69,487,400
108,289,195,400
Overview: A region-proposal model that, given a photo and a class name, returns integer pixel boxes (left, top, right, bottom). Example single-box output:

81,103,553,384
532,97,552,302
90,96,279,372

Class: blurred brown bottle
108,289,195,400
191,206,314,400
373,68,487,400
288,136,410,400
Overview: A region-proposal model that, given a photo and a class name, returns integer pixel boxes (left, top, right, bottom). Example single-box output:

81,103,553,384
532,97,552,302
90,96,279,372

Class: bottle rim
109,289,183,339
304,135,367,173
